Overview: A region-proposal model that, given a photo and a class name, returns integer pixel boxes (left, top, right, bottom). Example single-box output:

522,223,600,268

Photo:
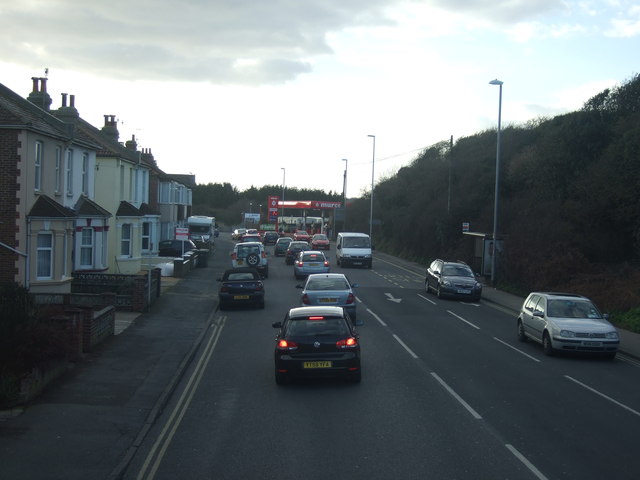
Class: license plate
234,295,249,300
583,341,602,346
456,289,470,294
303,361,332,369
309,263,320,267
236,259,244,265
353,262,362,265
319,298,337,303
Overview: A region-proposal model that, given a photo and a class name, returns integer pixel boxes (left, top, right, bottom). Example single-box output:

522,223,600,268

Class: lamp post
342,158,348,231
489,79,503,286
368,135,375,240
280,167,286,228
249,202,253,214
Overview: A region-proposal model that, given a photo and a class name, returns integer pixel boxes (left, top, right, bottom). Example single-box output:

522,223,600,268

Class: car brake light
302,294,310,305
220,286,229,293
308,316,324,320
262,251,266,258
324,261,329,267
297,261,303,266
231,253,237,260
346,293,355,304
336,337,358,348
278,339,298,350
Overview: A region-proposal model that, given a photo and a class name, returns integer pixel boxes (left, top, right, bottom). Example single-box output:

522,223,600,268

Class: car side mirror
533,311,544,318
217,278,222,282
272,322,282,329
295,284,303,289
351,282,359,288
336,245,341,250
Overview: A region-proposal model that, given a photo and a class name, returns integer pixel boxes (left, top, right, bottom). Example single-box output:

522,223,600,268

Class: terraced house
0,77,192,294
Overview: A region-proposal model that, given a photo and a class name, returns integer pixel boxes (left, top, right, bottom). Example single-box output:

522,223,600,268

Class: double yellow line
135,315,227,480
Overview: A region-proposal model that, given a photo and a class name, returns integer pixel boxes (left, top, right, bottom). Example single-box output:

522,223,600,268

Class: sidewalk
0,268,216,480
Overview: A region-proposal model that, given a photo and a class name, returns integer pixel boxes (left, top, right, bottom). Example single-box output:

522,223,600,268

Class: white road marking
505,444,549,480
447,310,481,330
392,334,419,359
431,372,482,420
493,337,541,362
565,375,640,418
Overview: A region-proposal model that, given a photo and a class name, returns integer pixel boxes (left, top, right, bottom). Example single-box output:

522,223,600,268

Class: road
124,235,640,480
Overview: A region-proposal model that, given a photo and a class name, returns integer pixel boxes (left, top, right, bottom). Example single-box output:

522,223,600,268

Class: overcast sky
1,0,638,197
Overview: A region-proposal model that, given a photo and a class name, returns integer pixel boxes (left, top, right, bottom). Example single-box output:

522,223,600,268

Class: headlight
605,331,619,339
560,330,576,338
442,280,452,286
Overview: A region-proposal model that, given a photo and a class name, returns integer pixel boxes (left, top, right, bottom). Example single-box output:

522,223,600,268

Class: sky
1,0,639,198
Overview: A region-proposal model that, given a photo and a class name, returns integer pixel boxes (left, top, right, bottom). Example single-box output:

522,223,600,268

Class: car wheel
517,320,527,342
275,371,288,385
425,280,430,293
436,285,443,299
350,370,362,383
246,253,260,267
542,332,555,356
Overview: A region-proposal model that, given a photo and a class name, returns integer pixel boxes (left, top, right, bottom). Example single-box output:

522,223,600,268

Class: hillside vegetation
193,74,640,329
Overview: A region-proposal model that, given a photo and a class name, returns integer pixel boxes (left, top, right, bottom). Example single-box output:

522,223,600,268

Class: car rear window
226,272,257,281
237,245,261,257
286,317,349,336
306,278,349,291
302,253,324,261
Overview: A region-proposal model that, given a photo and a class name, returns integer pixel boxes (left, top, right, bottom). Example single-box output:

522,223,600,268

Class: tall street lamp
368,135,375,240
342,158,348,231
489,79,503,286
280,167,286,222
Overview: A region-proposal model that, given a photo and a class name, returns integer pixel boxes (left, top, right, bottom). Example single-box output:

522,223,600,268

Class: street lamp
249,202,253,214
368,135,375,240
489,79,503,286
342,158,348,231
280,167,286,225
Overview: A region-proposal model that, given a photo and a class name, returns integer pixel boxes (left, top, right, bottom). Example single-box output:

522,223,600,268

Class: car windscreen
286,317,348,336
547,299,602,318
442,265,473,277
343,237,370,248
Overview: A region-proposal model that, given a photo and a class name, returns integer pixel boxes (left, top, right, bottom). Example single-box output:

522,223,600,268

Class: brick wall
0,130,20,284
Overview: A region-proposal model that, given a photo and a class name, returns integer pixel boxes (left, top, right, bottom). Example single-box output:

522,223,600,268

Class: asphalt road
122,236,640,480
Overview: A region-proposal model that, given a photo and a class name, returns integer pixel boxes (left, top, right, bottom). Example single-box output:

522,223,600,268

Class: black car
285,241,310,265
218,267,265,310
272,306,361,384
159,239,197,257
274,237,293,256
262,231,280,245
425,259,482,301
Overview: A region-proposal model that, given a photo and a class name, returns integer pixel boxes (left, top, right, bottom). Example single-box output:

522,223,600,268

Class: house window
82,153,89,195
66,149,74,196
80,228,94,267
37,233,53,279
142,222,151,251
55,146,62,194
34,141,43,191
120,223,132,257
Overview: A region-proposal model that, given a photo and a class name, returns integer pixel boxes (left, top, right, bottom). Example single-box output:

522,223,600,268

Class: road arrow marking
385,292,402,303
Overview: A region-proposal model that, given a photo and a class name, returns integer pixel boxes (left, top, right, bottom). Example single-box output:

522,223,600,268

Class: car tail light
323,261,329,267
308,316,324,320
262,250,267,258
231,252,237,260
255,283,264,291
346,293,355,304
296,261,303,266
336,337,358,349
220,286,229,293
278,339,298,351
302,294,310,305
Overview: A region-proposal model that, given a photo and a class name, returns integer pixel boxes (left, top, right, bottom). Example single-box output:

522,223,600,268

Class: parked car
232,228,247,240
231,241,269,277
425,259,482,301
293,250,330,279
218,268,265,310
311,233,330,250
517,292,619,358
274,237,293,256
285,241,310,265
272,306,361,384
262,231,280,245
158,239,197,257
296,273,359,323
293,230,311,242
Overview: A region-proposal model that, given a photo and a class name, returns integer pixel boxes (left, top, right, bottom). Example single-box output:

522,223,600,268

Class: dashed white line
367,308,387,327
505,444,549,480
565,375,640,418
393,334,419,358
417,293,436,305
430,372,482,420
493,337,541,362
447,310,481,330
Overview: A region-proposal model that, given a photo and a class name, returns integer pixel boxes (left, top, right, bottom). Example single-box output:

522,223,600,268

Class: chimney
26,77,52,111
54,92,79,122
100,115,120,141
125,134,138,151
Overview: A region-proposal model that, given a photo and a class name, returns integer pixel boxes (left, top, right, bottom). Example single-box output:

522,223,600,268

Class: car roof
338,232,369,237
288,306,345,318
307,273,347,280
236,241,263,246
302,250,325,255
529,292,589,300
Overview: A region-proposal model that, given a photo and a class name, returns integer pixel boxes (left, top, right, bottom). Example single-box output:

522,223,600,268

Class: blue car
293,250,330,279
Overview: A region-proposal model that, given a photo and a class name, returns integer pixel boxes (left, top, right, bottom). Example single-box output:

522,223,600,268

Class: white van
336,232,373,268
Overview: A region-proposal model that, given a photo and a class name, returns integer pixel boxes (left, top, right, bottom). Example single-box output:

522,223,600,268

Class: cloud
427,0,567,24
0,0,395,85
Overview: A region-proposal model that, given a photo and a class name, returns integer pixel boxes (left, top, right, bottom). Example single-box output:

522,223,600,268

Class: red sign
278,200,342,209
267,195,279,223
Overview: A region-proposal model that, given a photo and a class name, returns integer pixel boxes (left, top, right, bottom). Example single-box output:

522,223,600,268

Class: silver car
296,273,360,324
293,250,330,280
517,292,619,358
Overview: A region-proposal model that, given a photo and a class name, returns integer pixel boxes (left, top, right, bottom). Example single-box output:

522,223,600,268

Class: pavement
1,255,639,480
